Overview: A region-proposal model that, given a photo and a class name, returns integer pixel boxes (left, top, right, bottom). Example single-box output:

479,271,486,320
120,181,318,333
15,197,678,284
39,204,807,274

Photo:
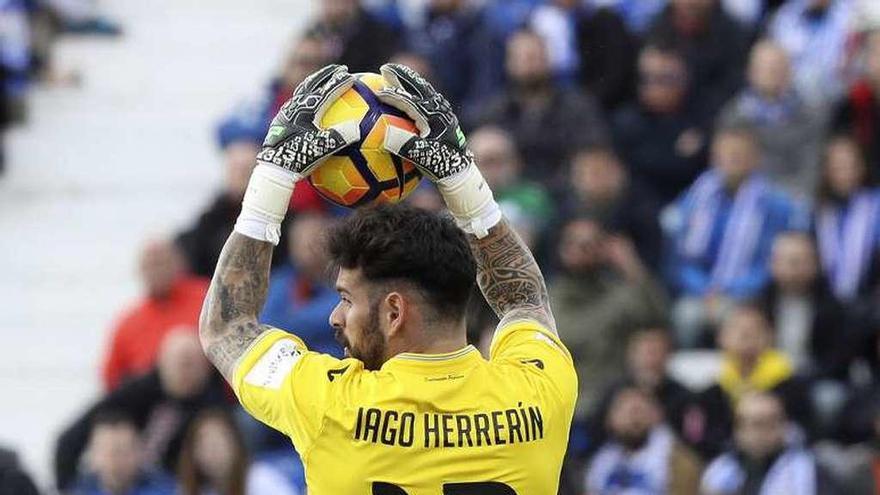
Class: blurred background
4,0,880,494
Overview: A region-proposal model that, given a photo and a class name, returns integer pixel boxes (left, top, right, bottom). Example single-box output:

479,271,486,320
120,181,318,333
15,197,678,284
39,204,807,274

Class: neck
393,324,468,356
207,472,230,493
516,84,553,107
738,356,759,376
103,479,133,495
755,86,784,101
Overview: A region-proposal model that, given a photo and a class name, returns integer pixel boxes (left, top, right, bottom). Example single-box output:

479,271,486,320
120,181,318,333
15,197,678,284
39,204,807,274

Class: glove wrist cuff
436,166,501,238
234,164,300,245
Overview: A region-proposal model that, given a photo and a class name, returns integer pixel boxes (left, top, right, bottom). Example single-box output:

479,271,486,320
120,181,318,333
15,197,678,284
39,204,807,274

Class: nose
329,302,344,330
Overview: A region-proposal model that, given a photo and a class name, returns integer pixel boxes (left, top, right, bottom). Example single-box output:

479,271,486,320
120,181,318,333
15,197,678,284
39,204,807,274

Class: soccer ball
310,73,422,207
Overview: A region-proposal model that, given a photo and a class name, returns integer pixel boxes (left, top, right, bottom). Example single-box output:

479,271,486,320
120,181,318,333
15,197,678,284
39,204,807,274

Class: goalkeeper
199,64,577,494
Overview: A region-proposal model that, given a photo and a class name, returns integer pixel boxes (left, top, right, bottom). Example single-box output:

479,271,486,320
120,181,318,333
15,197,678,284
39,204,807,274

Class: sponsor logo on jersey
243,339,303,389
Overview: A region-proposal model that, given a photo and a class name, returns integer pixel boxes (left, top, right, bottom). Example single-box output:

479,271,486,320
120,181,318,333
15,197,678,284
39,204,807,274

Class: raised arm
199,65,359,383
376,63,556,333
468,218,555,332
199,234,274,381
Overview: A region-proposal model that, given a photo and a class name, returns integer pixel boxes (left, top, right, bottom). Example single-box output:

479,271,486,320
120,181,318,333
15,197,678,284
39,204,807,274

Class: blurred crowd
0,0,120,175
9,0,880,493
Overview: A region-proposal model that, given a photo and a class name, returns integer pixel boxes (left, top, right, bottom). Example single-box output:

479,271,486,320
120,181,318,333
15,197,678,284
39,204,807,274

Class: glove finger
297,64,348,94
376,87,429,137
313,73,356,126
382,130,441,182
297,124,360,176
380,63,434,99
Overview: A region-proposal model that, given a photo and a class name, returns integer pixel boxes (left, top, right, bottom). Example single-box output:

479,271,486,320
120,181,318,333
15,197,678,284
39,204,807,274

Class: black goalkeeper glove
376,63,475,182
256,64,360,180
377,63,501,238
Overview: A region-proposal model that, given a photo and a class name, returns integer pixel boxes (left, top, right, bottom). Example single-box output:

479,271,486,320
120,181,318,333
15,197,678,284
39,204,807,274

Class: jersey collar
381,345,482,372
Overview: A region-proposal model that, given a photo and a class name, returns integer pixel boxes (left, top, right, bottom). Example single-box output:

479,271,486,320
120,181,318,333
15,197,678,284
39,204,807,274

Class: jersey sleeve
489,319,578,407
232,328,354,455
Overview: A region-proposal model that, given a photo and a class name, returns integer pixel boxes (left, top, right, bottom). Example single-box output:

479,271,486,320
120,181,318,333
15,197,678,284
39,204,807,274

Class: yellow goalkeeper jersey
233,319,577,494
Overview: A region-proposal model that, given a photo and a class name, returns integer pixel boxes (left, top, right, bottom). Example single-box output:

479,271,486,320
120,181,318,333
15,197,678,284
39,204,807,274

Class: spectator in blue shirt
71,410,175,495
261,212,341,357
664,124,802,347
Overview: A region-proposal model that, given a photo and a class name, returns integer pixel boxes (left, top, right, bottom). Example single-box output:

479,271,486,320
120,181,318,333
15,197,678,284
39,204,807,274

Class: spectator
814,135,880,304
833,29,880,166
665,126,800,346
56,332,227,492
305,0,399,74
701,391,837,494
550,217,668,417
589,328,704,455
611,43,710,204
469,126,553,249
175,135,290,278
560,146,663,269
260,213,341,356
756,232,850,379
473,28,607,186
768,0,854,106
718,39,828,198
700,305,814,455
586,387,702,495
101,239,208,391
71,411,174,495
0,445,39,495
406,0,505,120
177,409,298,495
528,0,581,82
647,0,750,117
574,4,638,111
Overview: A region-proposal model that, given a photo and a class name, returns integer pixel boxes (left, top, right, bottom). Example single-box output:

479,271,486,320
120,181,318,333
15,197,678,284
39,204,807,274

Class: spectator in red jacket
101,239,208,391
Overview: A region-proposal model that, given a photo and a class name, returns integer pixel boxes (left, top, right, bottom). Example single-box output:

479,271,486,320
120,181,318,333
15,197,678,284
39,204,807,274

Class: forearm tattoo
200,232,273,382
469,218,556,333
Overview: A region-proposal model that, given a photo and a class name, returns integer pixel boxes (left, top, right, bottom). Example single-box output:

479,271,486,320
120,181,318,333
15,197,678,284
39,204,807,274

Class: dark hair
91,409,138,432
628,327,672,347
326,203,476,321
816,133,872,203
177,408,248,495
714,121,760,145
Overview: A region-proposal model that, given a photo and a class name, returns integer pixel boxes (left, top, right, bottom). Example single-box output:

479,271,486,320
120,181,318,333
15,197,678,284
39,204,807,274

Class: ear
383,292,407,338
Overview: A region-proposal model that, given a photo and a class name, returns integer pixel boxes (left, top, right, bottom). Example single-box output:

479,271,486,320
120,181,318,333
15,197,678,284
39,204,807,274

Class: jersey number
372,482,517,494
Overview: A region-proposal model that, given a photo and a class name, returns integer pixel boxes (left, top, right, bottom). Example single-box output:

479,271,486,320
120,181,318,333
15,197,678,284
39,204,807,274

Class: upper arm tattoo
200,232,274,382
469,218,556,333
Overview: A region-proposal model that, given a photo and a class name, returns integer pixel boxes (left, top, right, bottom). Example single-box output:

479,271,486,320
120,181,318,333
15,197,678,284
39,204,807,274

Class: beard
513,73,551,94
614,428,651,451
336,303,387,371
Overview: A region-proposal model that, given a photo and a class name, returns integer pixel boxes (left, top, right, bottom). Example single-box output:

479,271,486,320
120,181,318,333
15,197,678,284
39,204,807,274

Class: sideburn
357,302,387,371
